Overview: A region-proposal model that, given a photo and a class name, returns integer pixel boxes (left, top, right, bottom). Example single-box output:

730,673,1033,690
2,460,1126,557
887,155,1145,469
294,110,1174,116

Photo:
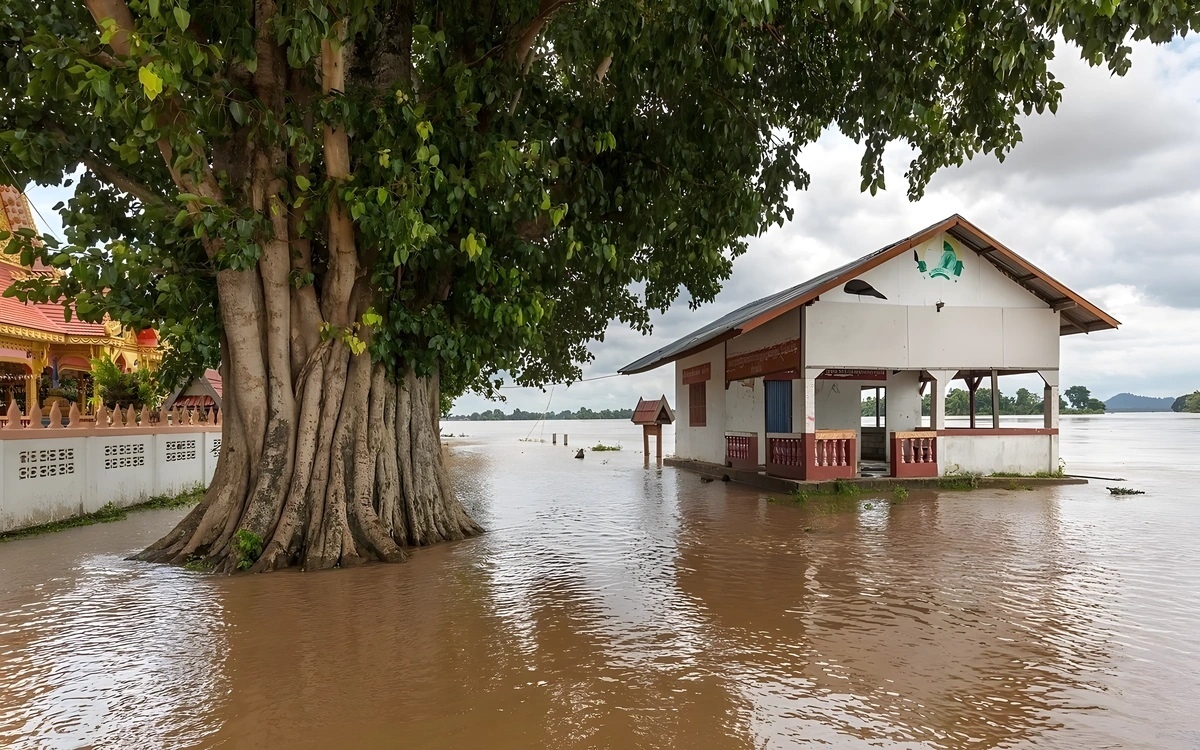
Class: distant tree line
1174,392,1200,413
445,407,635,421
862,384,1108,417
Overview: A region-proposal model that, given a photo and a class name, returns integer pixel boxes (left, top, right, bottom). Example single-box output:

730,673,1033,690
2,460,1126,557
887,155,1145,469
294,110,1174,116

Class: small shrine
631,395,674,466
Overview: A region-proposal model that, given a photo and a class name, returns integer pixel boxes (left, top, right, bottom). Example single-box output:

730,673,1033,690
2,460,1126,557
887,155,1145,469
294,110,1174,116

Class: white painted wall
725,377,765,465
0,429,219,533
806,303,1059,371
940,433,1058,476
848,232,1047,309
805,233,1060,371
674,344,726,465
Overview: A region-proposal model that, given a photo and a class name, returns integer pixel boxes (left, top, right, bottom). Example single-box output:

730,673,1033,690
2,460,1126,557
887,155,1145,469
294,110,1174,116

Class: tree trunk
135,333,481,573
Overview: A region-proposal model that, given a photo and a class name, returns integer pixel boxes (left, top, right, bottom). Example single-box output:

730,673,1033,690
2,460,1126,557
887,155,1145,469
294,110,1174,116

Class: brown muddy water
1,414,1198,749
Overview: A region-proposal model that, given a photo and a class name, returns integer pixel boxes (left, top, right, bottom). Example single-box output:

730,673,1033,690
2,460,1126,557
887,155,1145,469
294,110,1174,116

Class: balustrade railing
0,400,219,433
724,431,758,471
890,431,938,478
766,430,857,481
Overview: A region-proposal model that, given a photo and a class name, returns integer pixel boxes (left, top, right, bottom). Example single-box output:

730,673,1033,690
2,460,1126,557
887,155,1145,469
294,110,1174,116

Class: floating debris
1107,486,1146,496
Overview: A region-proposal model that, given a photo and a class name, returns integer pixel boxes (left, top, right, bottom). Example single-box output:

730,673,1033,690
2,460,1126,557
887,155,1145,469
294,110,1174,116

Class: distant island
445,407,634,421
1099,388,1176,412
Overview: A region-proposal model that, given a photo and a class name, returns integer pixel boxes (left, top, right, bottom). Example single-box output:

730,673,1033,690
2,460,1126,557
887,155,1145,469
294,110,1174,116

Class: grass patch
0,484,205,543
1107,486,1145,496
590,442,622,451
938,471,981,491
989,469,1067,479
768,485,861,514
891,486,909,502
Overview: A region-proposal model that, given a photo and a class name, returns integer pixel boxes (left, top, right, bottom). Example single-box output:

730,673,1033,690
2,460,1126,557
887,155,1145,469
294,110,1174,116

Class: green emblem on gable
914,240,964,280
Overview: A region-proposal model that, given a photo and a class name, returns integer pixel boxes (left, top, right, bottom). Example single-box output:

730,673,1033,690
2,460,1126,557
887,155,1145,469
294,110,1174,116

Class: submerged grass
0,484,205,543
590,442,622,452
768,482,863,515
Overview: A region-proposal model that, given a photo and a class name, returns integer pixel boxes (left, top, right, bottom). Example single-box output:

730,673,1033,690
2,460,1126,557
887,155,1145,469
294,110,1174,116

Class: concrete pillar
926,370,955,430
991,369,1001,429
792,369,820,434
884,370,922,433
1040,370,1060,430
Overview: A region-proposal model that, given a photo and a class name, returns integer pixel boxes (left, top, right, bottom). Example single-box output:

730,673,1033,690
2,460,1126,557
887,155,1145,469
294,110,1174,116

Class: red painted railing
766,430,857,481
725,432,758,470
890,431,938,478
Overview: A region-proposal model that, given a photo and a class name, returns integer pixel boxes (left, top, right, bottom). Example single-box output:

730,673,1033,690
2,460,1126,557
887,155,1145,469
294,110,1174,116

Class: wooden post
643,427,649,458
564,433,568,446
552,433,557,445
656,426,663,465
967,376,982,429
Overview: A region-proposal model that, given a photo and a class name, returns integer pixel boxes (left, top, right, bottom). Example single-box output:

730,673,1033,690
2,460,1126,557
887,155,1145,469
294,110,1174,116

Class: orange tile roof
0,262,109,337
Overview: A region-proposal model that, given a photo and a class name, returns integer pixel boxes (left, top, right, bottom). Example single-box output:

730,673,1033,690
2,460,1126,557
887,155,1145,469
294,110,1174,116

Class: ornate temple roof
0,185,112,340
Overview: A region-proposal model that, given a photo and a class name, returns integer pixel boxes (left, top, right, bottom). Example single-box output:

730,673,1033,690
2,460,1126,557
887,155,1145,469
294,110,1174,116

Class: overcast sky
23,35,1200,414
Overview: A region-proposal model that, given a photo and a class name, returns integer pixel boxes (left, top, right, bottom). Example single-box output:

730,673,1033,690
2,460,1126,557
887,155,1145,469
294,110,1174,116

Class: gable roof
620,215,1119,375
631,395,675,425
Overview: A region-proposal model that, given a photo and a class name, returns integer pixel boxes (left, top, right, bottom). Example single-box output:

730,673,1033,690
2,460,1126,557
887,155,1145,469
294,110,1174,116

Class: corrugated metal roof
620,215,1119,375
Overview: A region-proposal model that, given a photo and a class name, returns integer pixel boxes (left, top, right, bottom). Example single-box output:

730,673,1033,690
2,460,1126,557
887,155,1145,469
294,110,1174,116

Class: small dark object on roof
843,279,887,299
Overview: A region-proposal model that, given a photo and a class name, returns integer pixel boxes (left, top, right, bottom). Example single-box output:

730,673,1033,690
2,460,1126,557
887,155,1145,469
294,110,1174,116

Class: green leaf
295,174,311,191
173,6,190,31
149,0,160,17
229,100,246,125
138,66,164,100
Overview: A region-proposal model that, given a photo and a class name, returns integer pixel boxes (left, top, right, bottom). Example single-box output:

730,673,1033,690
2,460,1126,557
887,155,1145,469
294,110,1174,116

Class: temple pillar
1040,370,1060,430
926,370,955,430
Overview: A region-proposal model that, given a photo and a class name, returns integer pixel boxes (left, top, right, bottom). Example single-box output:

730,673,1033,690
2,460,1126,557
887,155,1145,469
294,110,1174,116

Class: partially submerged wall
938,432,1058,476
0,413,219,533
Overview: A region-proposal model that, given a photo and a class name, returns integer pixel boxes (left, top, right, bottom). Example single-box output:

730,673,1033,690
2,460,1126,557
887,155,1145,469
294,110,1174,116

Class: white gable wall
806,234,1060,371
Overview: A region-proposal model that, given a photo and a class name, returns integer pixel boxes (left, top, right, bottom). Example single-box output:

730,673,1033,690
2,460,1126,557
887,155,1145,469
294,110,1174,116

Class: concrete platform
663,457,1088,494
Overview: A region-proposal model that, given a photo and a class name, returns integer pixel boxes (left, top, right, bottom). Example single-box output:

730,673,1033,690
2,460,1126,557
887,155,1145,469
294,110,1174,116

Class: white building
620,216,1119,481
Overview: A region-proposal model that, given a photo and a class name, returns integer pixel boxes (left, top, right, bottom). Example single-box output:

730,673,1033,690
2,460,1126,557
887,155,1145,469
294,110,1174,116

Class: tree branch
82,156,161,205
84,0,226,220
513,0,577,67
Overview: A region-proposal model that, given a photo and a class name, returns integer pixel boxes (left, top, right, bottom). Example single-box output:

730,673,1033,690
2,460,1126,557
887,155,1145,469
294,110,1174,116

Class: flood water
1,413,1198,749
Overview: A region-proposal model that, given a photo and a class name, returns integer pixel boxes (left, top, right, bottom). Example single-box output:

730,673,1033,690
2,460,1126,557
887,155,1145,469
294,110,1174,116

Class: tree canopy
3,0,1195,398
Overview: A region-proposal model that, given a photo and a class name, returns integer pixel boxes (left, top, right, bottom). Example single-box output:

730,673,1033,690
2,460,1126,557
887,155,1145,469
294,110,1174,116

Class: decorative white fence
0,401,221,533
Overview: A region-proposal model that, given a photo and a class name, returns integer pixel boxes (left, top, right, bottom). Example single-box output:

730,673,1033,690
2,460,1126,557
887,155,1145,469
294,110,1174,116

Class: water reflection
0,552,228,749
0,416,1197,749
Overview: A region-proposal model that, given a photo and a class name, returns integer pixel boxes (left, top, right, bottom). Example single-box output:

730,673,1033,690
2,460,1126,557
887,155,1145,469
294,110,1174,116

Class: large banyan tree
0,0,1193,571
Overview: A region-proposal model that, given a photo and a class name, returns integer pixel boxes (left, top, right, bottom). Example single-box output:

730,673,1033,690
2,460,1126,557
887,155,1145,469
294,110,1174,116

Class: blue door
765,380,793,433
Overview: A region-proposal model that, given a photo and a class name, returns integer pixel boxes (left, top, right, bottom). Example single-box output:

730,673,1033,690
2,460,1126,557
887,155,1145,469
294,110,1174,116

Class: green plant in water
833,480,860,497
183,557,215,572
1107,486,1146,496
892,486,909,502
939,471,981,490
233,529,264,571
590,442,622,452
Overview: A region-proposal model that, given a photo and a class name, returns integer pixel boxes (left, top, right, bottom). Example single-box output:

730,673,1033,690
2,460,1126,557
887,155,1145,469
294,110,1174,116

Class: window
689,382,707,427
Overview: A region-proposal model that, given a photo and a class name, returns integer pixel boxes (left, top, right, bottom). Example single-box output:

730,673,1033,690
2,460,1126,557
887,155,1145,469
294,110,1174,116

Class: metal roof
620,215,1119,375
